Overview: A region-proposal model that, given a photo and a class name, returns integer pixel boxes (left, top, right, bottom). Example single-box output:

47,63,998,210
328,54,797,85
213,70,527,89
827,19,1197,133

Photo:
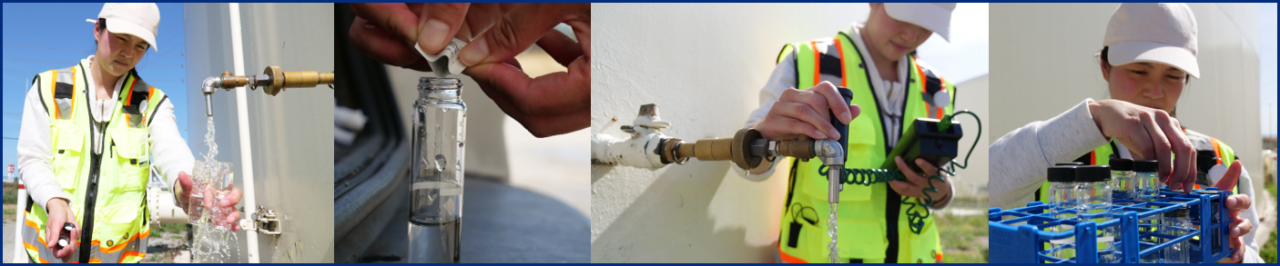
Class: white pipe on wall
228,3,261,263
590,133,667,169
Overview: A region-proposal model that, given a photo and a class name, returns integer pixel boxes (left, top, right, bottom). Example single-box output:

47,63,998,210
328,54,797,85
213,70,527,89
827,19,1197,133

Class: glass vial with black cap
1076,165,1115,263
1134,160,1160,201
1047,164,1078,260
1109,159,1134,203
1133,160,1162,263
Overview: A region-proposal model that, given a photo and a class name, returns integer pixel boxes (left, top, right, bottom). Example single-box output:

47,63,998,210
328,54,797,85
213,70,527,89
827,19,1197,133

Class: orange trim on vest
124,81,134,125
778,245,809,263
810,41,821,87
1090,151,1097,165
915,60,928,117
23,216,50,247
101,227,150,254
935,77,946,119
35,253,49,263
50,69,61,119
70,68,77,119
1211,138,1225,165
833,38,847,88
120,251,145,263
24,214,39,229
24,241,40,252
1200,137,1226,191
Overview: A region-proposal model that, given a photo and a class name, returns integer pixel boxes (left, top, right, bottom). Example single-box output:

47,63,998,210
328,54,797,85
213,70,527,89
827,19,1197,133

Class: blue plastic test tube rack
988,187,1234,263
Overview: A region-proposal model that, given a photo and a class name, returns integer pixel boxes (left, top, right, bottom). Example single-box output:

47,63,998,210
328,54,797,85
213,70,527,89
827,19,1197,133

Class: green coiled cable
820,110,982,234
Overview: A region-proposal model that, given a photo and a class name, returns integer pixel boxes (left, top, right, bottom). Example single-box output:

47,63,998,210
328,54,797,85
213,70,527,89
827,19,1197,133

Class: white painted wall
989,3,1265,200
952,75,989,199
591,3,988,262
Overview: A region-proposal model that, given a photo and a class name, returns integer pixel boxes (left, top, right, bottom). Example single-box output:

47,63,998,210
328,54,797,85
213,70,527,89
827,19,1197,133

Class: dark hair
1101,46,1191,85
94,18,105,48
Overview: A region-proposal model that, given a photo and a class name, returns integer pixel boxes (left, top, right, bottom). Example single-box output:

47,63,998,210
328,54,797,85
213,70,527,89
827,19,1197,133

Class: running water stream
828,204,838,263
191,117,241,262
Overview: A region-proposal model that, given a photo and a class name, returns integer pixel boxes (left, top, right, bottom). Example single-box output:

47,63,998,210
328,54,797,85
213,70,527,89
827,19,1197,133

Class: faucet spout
201,76,221,117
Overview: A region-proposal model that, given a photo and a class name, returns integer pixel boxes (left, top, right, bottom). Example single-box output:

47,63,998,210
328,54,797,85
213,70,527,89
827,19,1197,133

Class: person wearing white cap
989,3,1260,263
738,3,960,263
16,3,243,263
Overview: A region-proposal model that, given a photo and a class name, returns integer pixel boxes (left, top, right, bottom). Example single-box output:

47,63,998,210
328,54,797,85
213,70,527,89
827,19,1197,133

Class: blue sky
2,3,188,181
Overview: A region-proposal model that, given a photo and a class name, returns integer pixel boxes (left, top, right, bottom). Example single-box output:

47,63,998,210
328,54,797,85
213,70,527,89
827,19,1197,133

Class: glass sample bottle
1134,160,1160,201
1162,206,1192,263
408,77,467,263
1047,164,1078,260
1134,160,1162,263
1109,158,1134,203
1076,165,1115,263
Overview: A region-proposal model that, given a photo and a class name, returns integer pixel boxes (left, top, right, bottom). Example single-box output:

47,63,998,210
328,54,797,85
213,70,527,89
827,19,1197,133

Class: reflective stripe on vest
23,58,164,263
776,31,955,263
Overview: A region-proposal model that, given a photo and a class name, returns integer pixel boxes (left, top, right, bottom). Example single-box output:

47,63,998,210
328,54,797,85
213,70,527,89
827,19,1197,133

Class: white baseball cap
884,3,956,42
1103,3,1199,78
86,3,160,52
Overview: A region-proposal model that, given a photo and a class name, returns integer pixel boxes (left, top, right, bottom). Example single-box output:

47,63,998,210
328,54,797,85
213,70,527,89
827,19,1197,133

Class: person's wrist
46,198,68,209
1085,99,1110,139
931,190,951,208
173,182,188,211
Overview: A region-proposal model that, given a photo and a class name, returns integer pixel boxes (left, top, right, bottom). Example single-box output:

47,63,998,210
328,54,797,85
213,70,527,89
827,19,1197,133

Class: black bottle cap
1048,165,1076,183
1163,206,1190,218
1075,165,1112,182
1134,160,1159,172
1055,162,1084,166
1109,158,1133,171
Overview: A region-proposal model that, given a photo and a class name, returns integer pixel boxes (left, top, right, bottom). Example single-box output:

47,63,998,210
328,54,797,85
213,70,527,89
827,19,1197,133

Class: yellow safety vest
776,31,956,263
22,58,166,263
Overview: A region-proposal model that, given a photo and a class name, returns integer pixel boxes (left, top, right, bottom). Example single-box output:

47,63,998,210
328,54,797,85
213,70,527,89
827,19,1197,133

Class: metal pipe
201,67,335,117
201,76,220,117
593,104,846,171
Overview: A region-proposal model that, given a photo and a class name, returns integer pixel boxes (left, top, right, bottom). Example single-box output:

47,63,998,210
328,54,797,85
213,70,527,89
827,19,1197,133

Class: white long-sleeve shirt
989,99,1263,263
17,56,194,211
738,23,954,209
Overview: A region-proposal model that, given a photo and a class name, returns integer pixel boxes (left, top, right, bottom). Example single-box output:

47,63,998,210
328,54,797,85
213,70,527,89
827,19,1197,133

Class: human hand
349,3,473,71
177,171,243,231
44,198,78,262
888,157,952,207
1211,161,1251,263
751,81,860,141
348,3,590,137
1087,99,1196,191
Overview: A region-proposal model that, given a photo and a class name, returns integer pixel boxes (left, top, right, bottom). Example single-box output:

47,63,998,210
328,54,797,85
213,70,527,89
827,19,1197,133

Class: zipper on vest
77,87,108,263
